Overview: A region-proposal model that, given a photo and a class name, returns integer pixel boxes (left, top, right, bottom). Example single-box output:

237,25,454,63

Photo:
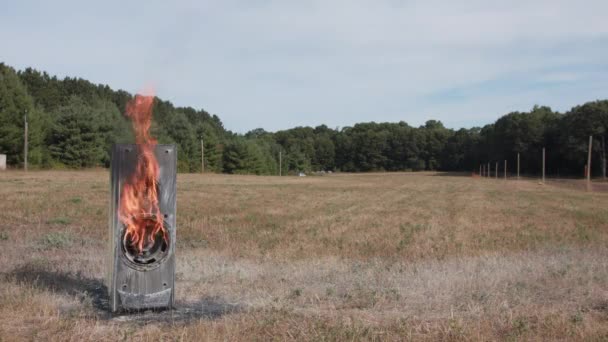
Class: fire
119,92,167,254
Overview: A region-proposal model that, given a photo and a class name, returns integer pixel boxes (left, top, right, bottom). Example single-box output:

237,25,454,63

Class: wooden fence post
542,148,545,184
517,153,520,179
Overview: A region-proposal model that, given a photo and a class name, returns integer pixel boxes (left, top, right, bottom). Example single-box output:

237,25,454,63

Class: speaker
107,144,176,312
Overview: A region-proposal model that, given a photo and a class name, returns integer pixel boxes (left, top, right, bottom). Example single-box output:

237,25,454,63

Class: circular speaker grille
121,216,170,269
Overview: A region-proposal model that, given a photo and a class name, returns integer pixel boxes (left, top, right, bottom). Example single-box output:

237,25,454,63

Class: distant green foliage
223,138,276,175
1,63,607,176
0,64,46,166
48,96,126,167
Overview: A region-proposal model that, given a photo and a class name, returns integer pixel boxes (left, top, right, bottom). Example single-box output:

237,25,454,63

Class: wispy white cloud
1,0,607,132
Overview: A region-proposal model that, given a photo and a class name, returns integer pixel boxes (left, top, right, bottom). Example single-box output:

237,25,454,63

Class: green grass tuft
46,217,71,225
39,232,73,249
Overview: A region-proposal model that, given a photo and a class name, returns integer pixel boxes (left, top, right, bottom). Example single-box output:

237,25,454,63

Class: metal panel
108,144,176,312
0,154,6,170
118,288,173,309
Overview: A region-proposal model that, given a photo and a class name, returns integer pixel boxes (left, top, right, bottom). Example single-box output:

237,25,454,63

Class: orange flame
119,92,167,254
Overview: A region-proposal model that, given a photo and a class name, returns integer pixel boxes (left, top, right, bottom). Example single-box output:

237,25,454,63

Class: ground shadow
112,298,242,324
5,264,241,324
8,264,110,312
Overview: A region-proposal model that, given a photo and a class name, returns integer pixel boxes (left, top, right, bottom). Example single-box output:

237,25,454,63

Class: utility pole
602,135,606,180
279,151,282,176
24,112,28,172
587,135,593,186
495,161,498,179
542,148,545,184
517,153,520,180
504,160,507,180
200,138,204,173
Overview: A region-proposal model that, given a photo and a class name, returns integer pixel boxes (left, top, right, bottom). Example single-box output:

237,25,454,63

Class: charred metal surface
108,144,176,312
118,288,173,310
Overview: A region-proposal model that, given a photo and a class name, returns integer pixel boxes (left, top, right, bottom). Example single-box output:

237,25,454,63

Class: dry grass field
0,170,607,341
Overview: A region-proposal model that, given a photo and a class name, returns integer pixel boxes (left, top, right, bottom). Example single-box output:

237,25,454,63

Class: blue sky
2,0,607,133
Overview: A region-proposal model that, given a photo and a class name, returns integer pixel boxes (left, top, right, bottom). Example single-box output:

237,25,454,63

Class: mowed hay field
0,171,607,341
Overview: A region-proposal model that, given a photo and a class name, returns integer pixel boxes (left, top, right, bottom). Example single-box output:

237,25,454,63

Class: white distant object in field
0,154,6,170
298,172,306,177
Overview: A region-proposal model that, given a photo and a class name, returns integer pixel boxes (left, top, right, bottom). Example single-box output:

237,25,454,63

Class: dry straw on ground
0,171,607,341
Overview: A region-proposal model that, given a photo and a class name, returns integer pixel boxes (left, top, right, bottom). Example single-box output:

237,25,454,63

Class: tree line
1,63,607,177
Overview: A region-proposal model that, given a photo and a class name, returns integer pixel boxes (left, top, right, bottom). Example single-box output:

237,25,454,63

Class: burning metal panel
107,144,176,312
